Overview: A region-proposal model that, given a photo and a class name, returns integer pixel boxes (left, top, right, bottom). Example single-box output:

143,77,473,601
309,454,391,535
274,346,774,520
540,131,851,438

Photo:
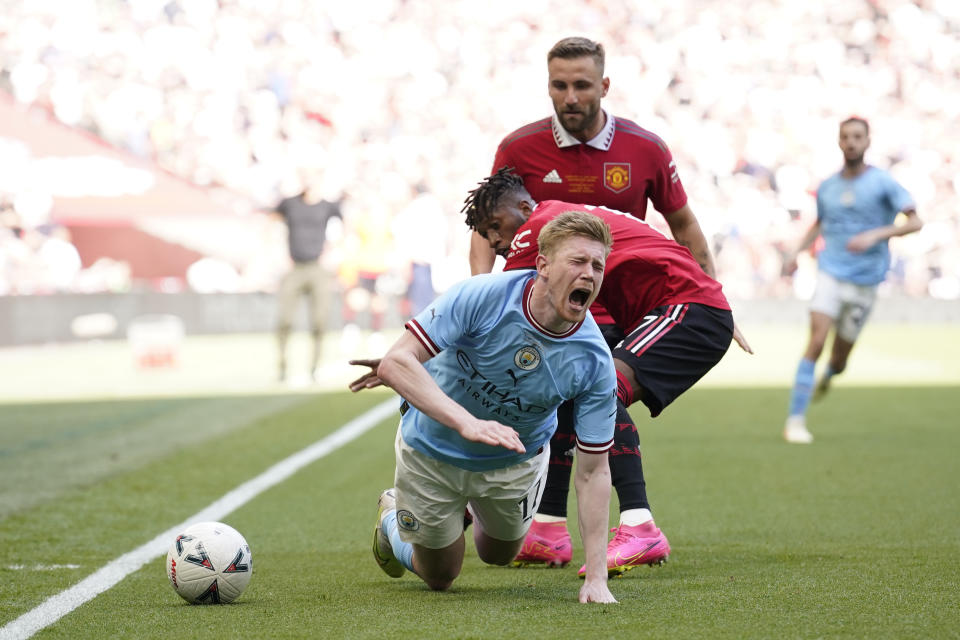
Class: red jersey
492,113,688,223
503,200,729,333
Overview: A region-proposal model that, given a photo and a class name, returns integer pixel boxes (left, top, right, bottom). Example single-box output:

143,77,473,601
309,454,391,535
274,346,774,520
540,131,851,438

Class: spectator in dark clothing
274,176,341,382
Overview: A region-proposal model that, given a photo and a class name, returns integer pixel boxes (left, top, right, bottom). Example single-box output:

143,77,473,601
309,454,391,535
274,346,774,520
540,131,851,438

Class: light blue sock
788,358,816,416
384,511,415,572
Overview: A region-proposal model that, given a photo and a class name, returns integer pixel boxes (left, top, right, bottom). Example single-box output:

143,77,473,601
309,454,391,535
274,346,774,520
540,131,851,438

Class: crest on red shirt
604,163,631,193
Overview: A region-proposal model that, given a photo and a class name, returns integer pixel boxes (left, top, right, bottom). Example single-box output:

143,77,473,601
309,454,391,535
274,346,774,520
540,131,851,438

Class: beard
843,150,865,166
558,103,601,135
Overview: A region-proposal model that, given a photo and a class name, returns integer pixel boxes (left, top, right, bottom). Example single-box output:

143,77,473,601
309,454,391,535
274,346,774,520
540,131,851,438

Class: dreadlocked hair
461,167,526,231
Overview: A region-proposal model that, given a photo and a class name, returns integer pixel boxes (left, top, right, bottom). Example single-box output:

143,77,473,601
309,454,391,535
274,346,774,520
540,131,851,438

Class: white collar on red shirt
551,110,615,150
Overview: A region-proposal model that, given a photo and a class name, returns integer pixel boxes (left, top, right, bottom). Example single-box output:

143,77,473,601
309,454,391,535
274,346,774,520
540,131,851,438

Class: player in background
469,37,710,275
781,117,921,444
469,35,750,574
349,211,619,603
463,168,734,576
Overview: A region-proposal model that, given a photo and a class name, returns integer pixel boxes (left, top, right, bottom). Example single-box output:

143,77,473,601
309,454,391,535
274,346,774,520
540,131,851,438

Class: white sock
533,514,566,524
619,508,653,527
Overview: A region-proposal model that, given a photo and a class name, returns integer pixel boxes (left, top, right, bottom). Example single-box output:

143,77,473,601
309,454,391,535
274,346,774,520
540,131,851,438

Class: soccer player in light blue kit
782,117,922,444
349,211,618,603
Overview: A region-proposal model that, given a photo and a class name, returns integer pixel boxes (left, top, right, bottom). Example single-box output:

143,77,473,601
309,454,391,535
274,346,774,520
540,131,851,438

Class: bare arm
666,204,753,353
782,220,823,275
469,231,496,275
846,208,922,253
376,331,525,453
575,450,617,604
665,204,716,278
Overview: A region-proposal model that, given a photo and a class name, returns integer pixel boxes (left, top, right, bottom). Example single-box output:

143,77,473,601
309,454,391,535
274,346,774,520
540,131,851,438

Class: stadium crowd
1,0,958,302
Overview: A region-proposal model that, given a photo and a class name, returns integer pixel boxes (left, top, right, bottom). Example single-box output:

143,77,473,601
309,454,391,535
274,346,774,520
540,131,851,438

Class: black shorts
606,303,733,418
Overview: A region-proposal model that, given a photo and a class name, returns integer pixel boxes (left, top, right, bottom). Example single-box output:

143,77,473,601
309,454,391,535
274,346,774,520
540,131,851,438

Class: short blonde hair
538,210,613,259
548,37,605,74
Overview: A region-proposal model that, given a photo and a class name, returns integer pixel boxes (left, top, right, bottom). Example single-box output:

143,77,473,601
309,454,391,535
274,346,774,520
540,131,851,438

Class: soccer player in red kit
463,168,734,577
473,37,749,349
468,36,747,575
470,37,714,286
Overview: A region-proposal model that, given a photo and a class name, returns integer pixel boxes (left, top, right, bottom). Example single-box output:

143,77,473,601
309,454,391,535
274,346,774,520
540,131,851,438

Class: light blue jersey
401,270,617,472
816,166,914,285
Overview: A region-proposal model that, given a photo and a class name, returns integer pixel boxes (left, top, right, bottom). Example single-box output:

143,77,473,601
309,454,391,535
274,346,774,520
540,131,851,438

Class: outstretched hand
348,359,384,392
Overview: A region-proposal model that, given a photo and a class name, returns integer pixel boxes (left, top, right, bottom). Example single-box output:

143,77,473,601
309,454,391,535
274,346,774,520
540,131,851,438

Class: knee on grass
420,570,459,591
425,579,454,591
477,551,516,567
475,540,523,566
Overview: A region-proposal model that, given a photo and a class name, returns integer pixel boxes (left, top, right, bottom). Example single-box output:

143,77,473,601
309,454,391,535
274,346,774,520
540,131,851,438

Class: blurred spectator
337,194,393,339
74,256,133,294
392,183,448,316
186,256,241,294
36,225,82,292
0,0,956,300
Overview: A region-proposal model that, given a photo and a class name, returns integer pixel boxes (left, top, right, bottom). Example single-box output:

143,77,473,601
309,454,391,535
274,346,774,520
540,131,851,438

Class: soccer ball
166,521,252,604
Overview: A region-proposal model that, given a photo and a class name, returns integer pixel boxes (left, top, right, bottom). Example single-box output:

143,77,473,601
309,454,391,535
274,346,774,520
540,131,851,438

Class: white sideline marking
0,397,399,640
4,565,81,571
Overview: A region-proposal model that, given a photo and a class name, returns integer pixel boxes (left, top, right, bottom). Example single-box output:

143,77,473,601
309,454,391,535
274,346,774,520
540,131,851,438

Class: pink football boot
512,521,573,568
578,521,670,578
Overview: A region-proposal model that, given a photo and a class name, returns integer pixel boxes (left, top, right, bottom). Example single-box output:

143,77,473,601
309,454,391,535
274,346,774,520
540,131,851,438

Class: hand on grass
579,579,618,604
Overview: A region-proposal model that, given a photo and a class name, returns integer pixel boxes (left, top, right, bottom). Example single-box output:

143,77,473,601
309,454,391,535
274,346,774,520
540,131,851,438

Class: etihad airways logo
455,349,548,416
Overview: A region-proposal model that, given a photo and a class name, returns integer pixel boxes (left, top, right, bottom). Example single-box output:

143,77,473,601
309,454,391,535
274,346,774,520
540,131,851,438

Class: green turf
0,395,309,518
0,393,343,613
2,381,959,639
2,323,957,407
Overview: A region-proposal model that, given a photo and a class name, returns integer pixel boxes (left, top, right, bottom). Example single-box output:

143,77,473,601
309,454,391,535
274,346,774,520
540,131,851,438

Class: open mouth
569,288,591,309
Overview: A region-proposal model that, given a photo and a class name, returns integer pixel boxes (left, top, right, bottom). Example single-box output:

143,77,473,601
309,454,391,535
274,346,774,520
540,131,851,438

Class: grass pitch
1,326,959,639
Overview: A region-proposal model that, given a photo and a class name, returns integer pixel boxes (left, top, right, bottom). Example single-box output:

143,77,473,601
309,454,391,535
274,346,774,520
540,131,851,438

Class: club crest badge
604,163,631,193
397,510,420,531
514,346,541,371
